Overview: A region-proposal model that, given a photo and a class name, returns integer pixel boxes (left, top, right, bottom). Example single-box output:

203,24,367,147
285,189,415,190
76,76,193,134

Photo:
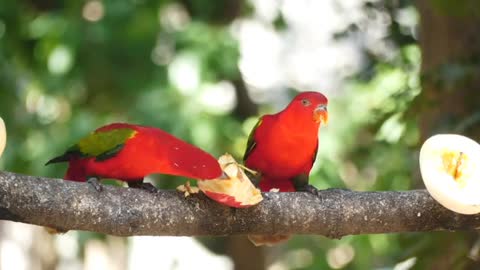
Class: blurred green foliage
0,0,242,183
0,0,477,269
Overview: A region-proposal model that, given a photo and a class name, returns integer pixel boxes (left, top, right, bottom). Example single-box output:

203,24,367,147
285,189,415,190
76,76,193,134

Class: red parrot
46,123,223,191
243,91,328,245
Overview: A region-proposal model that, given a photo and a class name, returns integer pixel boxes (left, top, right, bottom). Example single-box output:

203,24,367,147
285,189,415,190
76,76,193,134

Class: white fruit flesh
0,117,6,158
419,134,480,214
198,154,263,207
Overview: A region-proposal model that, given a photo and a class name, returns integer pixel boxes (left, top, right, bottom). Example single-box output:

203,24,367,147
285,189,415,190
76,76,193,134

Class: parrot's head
288,91,328,125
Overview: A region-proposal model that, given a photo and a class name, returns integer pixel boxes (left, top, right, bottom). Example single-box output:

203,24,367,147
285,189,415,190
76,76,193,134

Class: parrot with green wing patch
46,123,223,191
243,91,328,245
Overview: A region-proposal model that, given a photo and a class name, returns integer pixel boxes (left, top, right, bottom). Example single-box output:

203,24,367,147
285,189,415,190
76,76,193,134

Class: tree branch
0,170,479,238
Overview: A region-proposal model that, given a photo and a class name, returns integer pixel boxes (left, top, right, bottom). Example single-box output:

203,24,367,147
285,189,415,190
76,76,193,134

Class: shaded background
0,0,479,269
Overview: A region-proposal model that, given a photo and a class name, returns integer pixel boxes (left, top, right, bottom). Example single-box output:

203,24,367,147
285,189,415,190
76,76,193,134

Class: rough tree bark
1,170,479,237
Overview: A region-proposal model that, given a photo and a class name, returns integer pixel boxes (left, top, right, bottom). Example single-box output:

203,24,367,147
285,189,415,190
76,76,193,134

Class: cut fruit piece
419,134,480,214
0,117,5,158
198,154,263,208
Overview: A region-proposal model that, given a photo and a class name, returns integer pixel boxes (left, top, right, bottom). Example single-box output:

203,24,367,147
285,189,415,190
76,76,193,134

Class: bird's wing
243,116,264,163
46,126,137,165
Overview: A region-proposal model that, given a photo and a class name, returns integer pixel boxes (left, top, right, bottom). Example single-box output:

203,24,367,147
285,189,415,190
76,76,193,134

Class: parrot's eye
301,99,311,106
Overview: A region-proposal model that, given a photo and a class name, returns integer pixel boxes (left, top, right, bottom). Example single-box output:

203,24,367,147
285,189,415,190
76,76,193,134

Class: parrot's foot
299,184,322,199
87,177,103,192
128,181,158,193
263,188,280,201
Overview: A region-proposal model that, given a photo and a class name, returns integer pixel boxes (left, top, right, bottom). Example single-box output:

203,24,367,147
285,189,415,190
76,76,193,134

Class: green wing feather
76,128,136,158
243,117,263,162
46,128,137,165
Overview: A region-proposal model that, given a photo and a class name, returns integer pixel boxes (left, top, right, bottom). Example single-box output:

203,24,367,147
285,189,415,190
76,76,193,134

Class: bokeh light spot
48,45,73,75
83,1,105,22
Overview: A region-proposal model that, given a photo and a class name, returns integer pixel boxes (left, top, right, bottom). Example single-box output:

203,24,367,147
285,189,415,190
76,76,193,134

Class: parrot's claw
87,177,103,192
138,183,158,193
300,184,323,200
263,188,279,201
128,182,158,193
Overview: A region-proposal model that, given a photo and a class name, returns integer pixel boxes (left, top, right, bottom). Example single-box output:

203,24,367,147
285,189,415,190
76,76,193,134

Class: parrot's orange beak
313,104,328,125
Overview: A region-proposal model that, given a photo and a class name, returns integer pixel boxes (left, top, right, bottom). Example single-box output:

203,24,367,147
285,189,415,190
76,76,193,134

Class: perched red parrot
46,123,223,191
243,91,328,245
